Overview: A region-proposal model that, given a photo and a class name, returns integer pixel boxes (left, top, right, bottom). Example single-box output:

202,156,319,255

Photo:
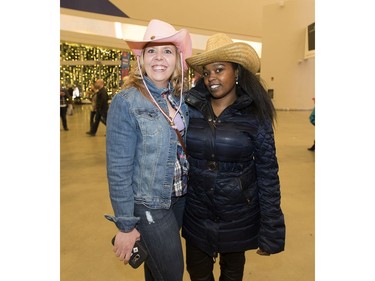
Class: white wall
60,12,262,56
260,0,315,110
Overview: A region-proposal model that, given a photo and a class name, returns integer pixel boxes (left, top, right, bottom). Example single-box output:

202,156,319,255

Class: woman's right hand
112,228,141,264
256,248,270,256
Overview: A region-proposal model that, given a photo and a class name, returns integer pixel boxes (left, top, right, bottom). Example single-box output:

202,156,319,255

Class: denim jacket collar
144,76,170,97
143,76,182,109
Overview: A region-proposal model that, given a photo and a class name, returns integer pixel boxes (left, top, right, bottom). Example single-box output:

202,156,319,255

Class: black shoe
86,131,95,136
64,128,69,131
308,144,315,151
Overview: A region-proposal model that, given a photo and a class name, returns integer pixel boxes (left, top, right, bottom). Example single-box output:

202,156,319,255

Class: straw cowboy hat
186,33,260,74
125,19,192,70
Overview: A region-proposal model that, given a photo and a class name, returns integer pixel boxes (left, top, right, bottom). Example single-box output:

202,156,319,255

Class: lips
209,84,220,90
152,65,167,71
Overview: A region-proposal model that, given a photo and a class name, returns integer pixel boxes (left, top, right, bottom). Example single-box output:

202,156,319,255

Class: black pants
90,111,106,134
89,110,96,130
186,242,245,281
60,106,68,130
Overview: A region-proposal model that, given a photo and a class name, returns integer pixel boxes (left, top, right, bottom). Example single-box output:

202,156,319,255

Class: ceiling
60,0,288,40
107,0,282,41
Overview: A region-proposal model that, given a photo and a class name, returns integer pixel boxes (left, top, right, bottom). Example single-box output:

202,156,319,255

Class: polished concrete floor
61,104,315,281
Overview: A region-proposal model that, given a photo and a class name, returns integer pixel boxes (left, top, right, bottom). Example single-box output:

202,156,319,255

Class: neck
210,93,237,117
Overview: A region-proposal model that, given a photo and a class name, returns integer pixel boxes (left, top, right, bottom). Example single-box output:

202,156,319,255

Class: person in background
104,19,192,281
182,33,286,281
308,97,315,151
73,85,80,102
60,87,69,131
86,79,108,136
67,84,74,100
66,84,74,116
87,83,98,131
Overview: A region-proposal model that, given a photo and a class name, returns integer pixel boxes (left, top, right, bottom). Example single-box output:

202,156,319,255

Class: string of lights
60,42,127,96
60,41,197,98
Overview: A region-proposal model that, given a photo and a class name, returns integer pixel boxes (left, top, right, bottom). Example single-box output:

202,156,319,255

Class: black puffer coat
182,81,285,257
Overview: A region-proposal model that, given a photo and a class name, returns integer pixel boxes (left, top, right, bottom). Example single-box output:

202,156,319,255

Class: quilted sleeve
254,120,285,254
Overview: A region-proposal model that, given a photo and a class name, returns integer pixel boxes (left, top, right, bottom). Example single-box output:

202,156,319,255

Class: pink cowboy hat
125,19,192,70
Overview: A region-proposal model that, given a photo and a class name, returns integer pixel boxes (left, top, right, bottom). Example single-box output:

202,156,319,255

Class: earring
235,77,239,85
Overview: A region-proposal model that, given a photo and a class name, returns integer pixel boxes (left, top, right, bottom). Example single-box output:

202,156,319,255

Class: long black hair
236,64,277,126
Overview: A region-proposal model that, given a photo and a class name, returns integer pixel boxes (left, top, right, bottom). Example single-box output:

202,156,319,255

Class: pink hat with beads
125,19,192,70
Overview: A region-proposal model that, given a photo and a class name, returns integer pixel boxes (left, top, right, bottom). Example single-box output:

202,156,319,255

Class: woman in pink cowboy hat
182,33,285,280
105,19,192,280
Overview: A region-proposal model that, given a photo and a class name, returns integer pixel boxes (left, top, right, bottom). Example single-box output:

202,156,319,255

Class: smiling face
202,61,238,100
143,43,177,88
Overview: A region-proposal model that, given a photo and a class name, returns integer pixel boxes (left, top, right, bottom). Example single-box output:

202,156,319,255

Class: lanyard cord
136,54,184,127
136,54,187,155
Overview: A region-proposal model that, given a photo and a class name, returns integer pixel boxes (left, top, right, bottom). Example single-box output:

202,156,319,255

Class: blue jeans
134,195,186,281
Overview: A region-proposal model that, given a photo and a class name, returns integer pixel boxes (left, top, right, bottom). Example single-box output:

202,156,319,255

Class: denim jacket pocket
134,108,162,136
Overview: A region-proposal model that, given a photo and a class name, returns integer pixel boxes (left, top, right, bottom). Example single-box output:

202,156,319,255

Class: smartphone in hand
111,236,148,268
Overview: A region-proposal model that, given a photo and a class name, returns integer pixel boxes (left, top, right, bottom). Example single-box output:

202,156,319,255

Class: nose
154,49,164,60
206,71,217,81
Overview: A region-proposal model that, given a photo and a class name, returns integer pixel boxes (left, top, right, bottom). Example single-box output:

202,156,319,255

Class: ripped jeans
134,195,186,281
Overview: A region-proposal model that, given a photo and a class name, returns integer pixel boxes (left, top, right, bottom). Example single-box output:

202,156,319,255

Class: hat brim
186,42,260,74
125,29,192,70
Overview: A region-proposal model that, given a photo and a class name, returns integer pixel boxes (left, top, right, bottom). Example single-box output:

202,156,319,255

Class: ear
235,68,239,79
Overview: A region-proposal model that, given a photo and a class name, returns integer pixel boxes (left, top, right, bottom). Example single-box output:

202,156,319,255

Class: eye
215,67,224,73
145,48,156,54
164,49,173,54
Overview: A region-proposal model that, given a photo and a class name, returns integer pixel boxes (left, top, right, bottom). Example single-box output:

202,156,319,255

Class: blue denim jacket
105,77,189,232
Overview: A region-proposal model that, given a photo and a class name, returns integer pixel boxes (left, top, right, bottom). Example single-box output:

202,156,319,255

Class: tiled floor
60,104,315,281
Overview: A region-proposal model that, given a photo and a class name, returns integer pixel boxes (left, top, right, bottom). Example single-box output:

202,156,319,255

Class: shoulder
111,87,141,104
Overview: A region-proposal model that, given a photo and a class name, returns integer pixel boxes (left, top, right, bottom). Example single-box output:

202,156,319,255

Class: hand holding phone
111,236,148,268
256,248,270,256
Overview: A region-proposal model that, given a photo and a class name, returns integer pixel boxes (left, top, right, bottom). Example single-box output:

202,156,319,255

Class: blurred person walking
87,83,98,131
86,79,108,136
308,98,315,151
60,87,69,131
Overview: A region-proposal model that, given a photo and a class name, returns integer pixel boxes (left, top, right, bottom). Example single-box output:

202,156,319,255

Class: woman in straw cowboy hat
105,19,192,281
182,33,285,280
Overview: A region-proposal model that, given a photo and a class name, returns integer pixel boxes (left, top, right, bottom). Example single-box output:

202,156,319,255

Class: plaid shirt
172,143,188,197
166,93,188,197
